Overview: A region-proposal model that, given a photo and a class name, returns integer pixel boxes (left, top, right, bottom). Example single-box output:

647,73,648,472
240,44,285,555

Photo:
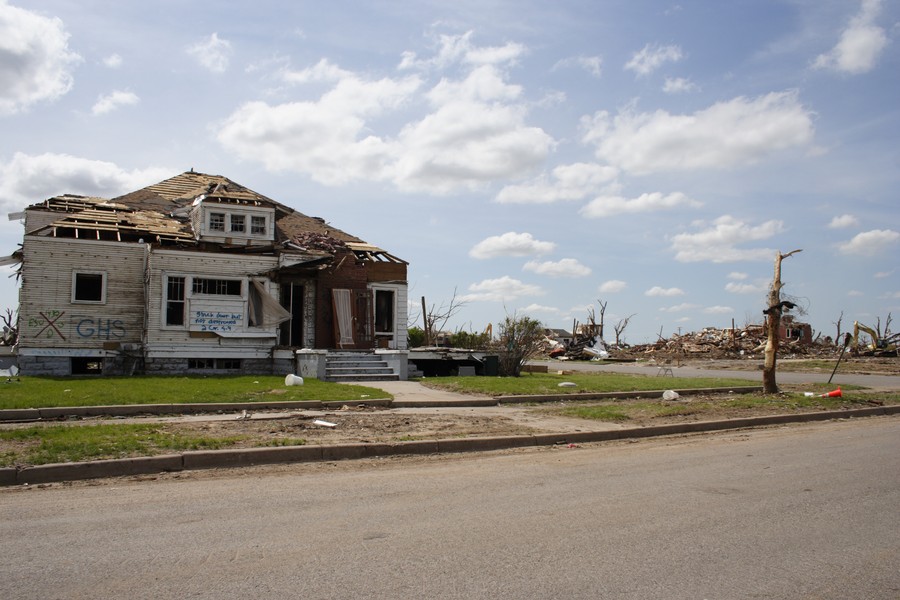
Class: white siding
18,237,145,350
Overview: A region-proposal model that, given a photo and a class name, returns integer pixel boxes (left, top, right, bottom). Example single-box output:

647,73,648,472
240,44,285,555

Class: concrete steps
325,351,400,382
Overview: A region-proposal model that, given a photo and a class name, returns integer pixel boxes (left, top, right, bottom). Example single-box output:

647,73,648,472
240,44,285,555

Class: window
209,212,226,232
72,272,105,303
189,358,241,370
230,214,245,233
192,278,241,296
251,215,266,235
166,276,186,326
71,357,102,375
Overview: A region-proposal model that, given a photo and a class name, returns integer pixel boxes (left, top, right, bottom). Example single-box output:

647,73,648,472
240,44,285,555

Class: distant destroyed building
7,171,409,376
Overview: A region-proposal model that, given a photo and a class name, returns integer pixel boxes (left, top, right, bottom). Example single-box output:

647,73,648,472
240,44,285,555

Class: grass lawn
420,371,760,396
0,376,390,410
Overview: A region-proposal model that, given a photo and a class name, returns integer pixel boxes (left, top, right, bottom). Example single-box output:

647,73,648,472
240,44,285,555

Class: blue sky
1,0,898,344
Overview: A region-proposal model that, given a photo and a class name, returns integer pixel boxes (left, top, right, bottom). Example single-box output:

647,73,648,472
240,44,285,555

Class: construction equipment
851,321,899,356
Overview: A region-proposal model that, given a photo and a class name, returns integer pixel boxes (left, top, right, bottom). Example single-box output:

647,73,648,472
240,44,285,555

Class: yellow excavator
851,321,899,356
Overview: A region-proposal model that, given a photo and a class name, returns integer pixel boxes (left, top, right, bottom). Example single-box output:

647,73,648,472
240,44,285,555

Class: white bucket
285,374,304,386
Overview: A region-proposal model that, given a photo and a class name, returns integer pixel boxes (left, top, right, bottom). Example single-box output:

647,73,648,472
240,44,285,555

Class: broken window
251,215,266,235
166,276,186,326
71,357,102,375
192,278,241,296
72,272,105,303
230,214,245,233
209,212,226,232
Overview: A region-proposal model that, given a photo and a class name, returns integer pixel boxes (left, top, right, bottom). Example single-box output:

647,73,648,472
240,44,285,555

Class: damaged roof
22,171,404,262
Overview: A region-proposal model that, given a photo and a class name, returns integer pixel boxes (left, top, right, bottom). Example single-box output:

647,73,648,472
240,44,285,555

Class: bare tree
763,249,802,393
1,308,17,346
596,299,607,340
419,289,467,346
613,314,636,346
833,310,844,346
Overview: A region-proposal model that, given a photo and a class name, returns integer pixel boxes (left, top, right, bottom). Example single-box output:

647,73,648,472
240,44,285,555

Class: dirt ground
676,356,899,375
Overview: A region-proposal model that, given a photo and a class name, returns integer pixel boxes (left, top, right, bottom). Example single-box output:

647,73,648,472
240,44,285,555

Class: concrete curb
495,386,763,404
3,405,898,486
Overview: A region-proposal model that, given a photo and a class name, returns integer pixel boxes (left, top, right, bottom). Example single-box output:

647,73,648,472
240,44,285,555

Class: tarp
248,280,292,328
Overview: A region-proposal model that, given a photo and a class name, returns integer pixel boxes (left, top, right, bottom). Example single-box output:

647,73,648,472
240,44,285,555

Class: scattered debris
235,410,252,420
558,382,578,388
285,374,304,386
662,390,680,401
313,419,337,428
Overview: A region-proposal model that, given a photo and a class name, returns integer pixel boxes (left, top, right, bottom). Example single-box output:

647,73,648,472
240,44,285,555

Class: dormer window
230,214,245,233
251,215,266,235
209,212,226,232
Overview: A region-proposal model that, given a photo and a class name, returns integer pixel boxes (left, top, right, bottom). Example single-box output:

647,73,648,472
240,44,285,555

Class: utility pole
763,249,802,393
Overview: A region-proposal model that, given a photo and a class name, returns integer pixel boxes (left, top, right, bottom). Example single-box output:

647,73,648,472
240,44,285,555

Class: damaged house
8,171,408,377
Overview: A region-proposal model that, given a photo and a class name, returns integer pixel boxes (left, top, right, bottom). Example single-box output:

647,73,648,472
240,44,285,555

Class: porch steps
325,351,399,382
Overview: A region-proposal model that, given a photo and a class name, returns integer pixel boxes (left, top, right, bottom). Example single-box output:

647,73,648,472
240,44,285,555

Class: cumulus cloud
399,31,525,71
495,162,618,204
581,91,814,174
670,215,784,263
837,229,900,256
659,302,698,312
553,55,603,77
624,43,683,76
92,90,139,115
599,280,628,293
663,77,697,94
187,33,232,73
520,303,560,314
469,232,555,259
0,2,81,115
523,258,591,278
459,276,543,302
703,305,734,314
102,53,123,68
725,281,767,294
580,191,701,218
645,286,685,297
828,214,859,229
813,0,888,74
219,36,554,195
0,152,172,211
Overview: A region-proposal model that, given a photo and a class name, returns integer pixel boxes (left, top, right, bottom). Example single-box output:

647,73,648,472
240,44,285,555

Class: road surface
2,418,898,599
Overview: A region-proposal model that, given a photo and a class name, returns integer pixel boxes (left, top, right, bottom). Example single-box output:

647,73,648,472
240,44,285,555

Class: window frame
71,271,107,304
208,212,226,232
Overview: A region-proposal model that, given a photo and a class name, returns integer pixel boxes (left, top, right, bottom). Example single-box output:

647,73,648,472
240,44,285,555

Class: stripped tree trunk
763,249,802,393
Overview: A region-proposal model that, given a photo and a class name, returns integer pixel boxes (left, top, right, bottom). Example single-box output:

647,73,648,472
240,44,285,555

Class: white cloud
848,290,864,297
460,276,543,302
217,73,421,186
599,279,628,293
837,229,900,256
727,272,748,280
221,42,553,195
624,43,683,76
187,33,232,73
0,152,172,211
659,302,698,312
523,258,591,278
580,191,701,218
813,0,888,74
102,53,122,68
645,286,685,297
495,162,618,204
553,55,603,77
874,271,893,279
399,31,525,70
0,2,81,115
670,215,784,263
828,214,859,229
520,303,560,314
469,232,555,259
725,281,767,294
91,90,139,115
663,77,697,94
582,91,814,174
703,305,734,314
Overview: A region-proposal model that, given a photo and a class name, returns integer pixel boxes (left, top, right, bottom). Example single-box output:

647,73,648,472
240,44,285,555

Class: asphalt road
2,417,898,599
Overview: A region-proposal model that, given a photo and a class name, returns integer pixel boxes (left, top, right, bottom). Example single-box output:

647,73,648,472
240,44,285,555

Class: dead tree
613,314,636,346
419,289,467,346
763,249,802,393
833,310,844,346
596,299,607,340
1,308,17,346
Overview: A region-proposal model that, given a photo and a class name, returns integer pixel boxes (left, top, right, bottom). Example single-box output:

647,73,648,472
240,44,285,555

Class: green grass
421,372,756,396
0,376,390,410
0,423,250,466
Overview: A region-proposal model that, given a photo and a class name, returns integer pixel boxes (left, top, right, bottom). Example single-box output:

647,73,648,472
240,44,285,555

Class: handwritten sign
190,310,243,332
